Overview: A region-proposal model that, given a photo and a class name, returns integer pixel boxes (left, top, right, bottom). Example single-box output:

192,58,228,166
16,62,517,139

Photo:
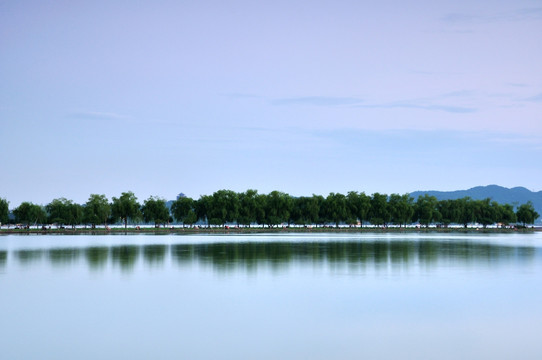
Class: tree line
0,190,539,229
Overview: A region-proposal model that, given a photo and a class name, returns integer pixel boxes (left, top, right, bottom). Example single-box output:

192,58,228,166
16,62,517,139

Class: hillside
410,185,542,224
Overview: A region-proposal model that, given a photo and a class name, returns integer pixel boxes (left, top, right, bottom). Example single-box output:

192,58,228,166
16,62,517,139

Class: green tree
0,198,9,225
111,191,141,229
388,193,414,227
347,191,371,227
370,193,390,226
497,203,517,226
456,197,475,228
195,195,211,226
437,199,460,227
171,196,197,226
46,198,80,227
84,194,111,228
255,193,268,226
238,189,260,227
264,191,293,227
291,195,321,226
414,194,439,227
473,198,496,228
13,202,47,226
141,196,170,226
516,201,540,226
306,195,322,225
67,203,84,229
324,192,349,227
205,190,240,226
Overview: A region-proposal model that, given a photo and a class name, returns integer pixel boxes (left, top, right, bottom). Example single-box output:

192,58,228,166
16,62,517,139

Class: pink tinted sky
1,0,541,206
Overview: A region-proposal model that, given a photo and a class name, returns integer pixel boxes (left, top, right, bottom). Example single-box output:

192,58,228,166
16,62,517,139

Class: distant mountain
410,185,542,224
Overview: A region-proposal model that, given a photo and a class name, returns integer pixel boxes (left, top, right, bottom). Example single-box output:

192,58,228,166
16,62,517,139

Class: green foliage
346,191,371,227
388,193,414,227
472,199,496,228
0,198,9,224
195,195,211,225
456,197,475,227
415,194,440,227
46,198,83,227
202,190,240,226
324,192,349,227
516,201,540,226
112,191,141,228
84,194,111,227
291,195,321,225
171,197,196,225
264,191,293,227
238,189,261,226
4,189,533,229
370,193,390,226
499,203,517,225
437,199,460,226
13,202,47,225
141,196,170,226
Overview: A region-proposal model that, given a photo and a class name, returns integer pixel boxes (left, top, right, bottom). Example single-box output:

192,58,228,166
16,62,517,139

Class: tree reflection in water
0,250,6,268
111,245,139,271
85,247,109,270
3,240,536,273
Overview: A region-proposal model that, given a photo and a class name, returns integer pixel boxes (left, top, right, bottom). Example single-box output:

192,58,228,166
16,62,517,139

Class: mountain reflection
4,241,537,273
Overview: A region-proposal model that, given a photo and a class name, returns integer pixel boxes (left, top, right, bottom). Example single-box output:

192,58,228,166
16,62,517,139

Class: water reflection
48,248,81,266
85,247,109,270
111,245,139,271
15,249,43,264
3,240,537,273
143,244,167,266
0,250,6,268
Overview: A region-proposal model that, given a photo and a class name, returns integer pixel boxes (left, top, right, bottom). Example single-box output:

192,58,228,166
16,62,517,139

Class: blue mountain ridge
409,185,542,224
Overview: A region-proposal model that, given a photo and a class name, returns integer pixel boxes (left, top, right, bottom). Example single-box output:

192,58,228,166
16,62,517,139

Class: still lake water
1,232,542,359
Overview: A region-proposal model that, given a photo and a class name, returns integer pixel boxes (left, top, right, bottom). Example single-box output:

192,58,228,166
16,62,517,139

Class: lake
1,232,542,359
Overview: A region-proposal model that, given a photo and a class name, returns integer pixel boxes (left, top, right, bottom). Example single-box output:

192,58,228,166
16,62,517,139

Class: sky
1,0,541,207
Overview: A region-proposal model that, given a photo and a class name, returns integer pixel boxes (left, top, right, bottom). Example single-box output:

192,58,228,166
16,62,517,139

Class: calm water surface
1,232,542,359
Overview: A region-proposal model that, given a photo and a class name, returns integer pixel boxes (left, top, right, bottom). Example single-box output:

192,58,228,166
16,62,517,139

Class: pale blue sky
1,0,541,207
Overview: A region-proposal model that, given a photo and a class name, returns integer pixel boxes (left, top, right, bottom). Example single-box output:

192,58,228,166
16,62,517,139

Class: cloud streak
270,91,476,113
355,102,476,114
441,7,542,24
524,93,542,102
69,111,130,121
272,96,363,107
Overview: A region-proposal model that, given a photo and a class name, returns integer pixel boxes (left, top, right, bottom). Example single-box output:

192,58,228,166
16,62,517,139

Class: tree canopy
1,189,539,229
112,191,141,228
0,198,9,225
13,202,47,226
516,202,540,226
141,196,170,226
84,194,111,227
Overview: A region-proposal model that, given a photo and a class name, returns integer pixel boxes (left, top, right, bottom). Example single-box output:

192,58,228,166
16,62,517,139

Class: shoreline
1,226,539,235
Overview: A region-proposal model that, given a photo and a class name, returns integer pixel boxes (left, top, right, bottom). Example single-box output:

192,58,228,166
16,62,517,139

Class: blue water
1,232,541,359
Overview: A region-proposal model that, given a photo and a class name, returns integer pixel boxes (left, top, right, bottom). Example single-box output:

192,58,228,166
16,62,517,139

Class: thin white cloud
69,111,130,121
506,83,529,88
220,93,262,99
524,93,542,102
441,7,542,24
357,103,476,113
272,96,363,107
